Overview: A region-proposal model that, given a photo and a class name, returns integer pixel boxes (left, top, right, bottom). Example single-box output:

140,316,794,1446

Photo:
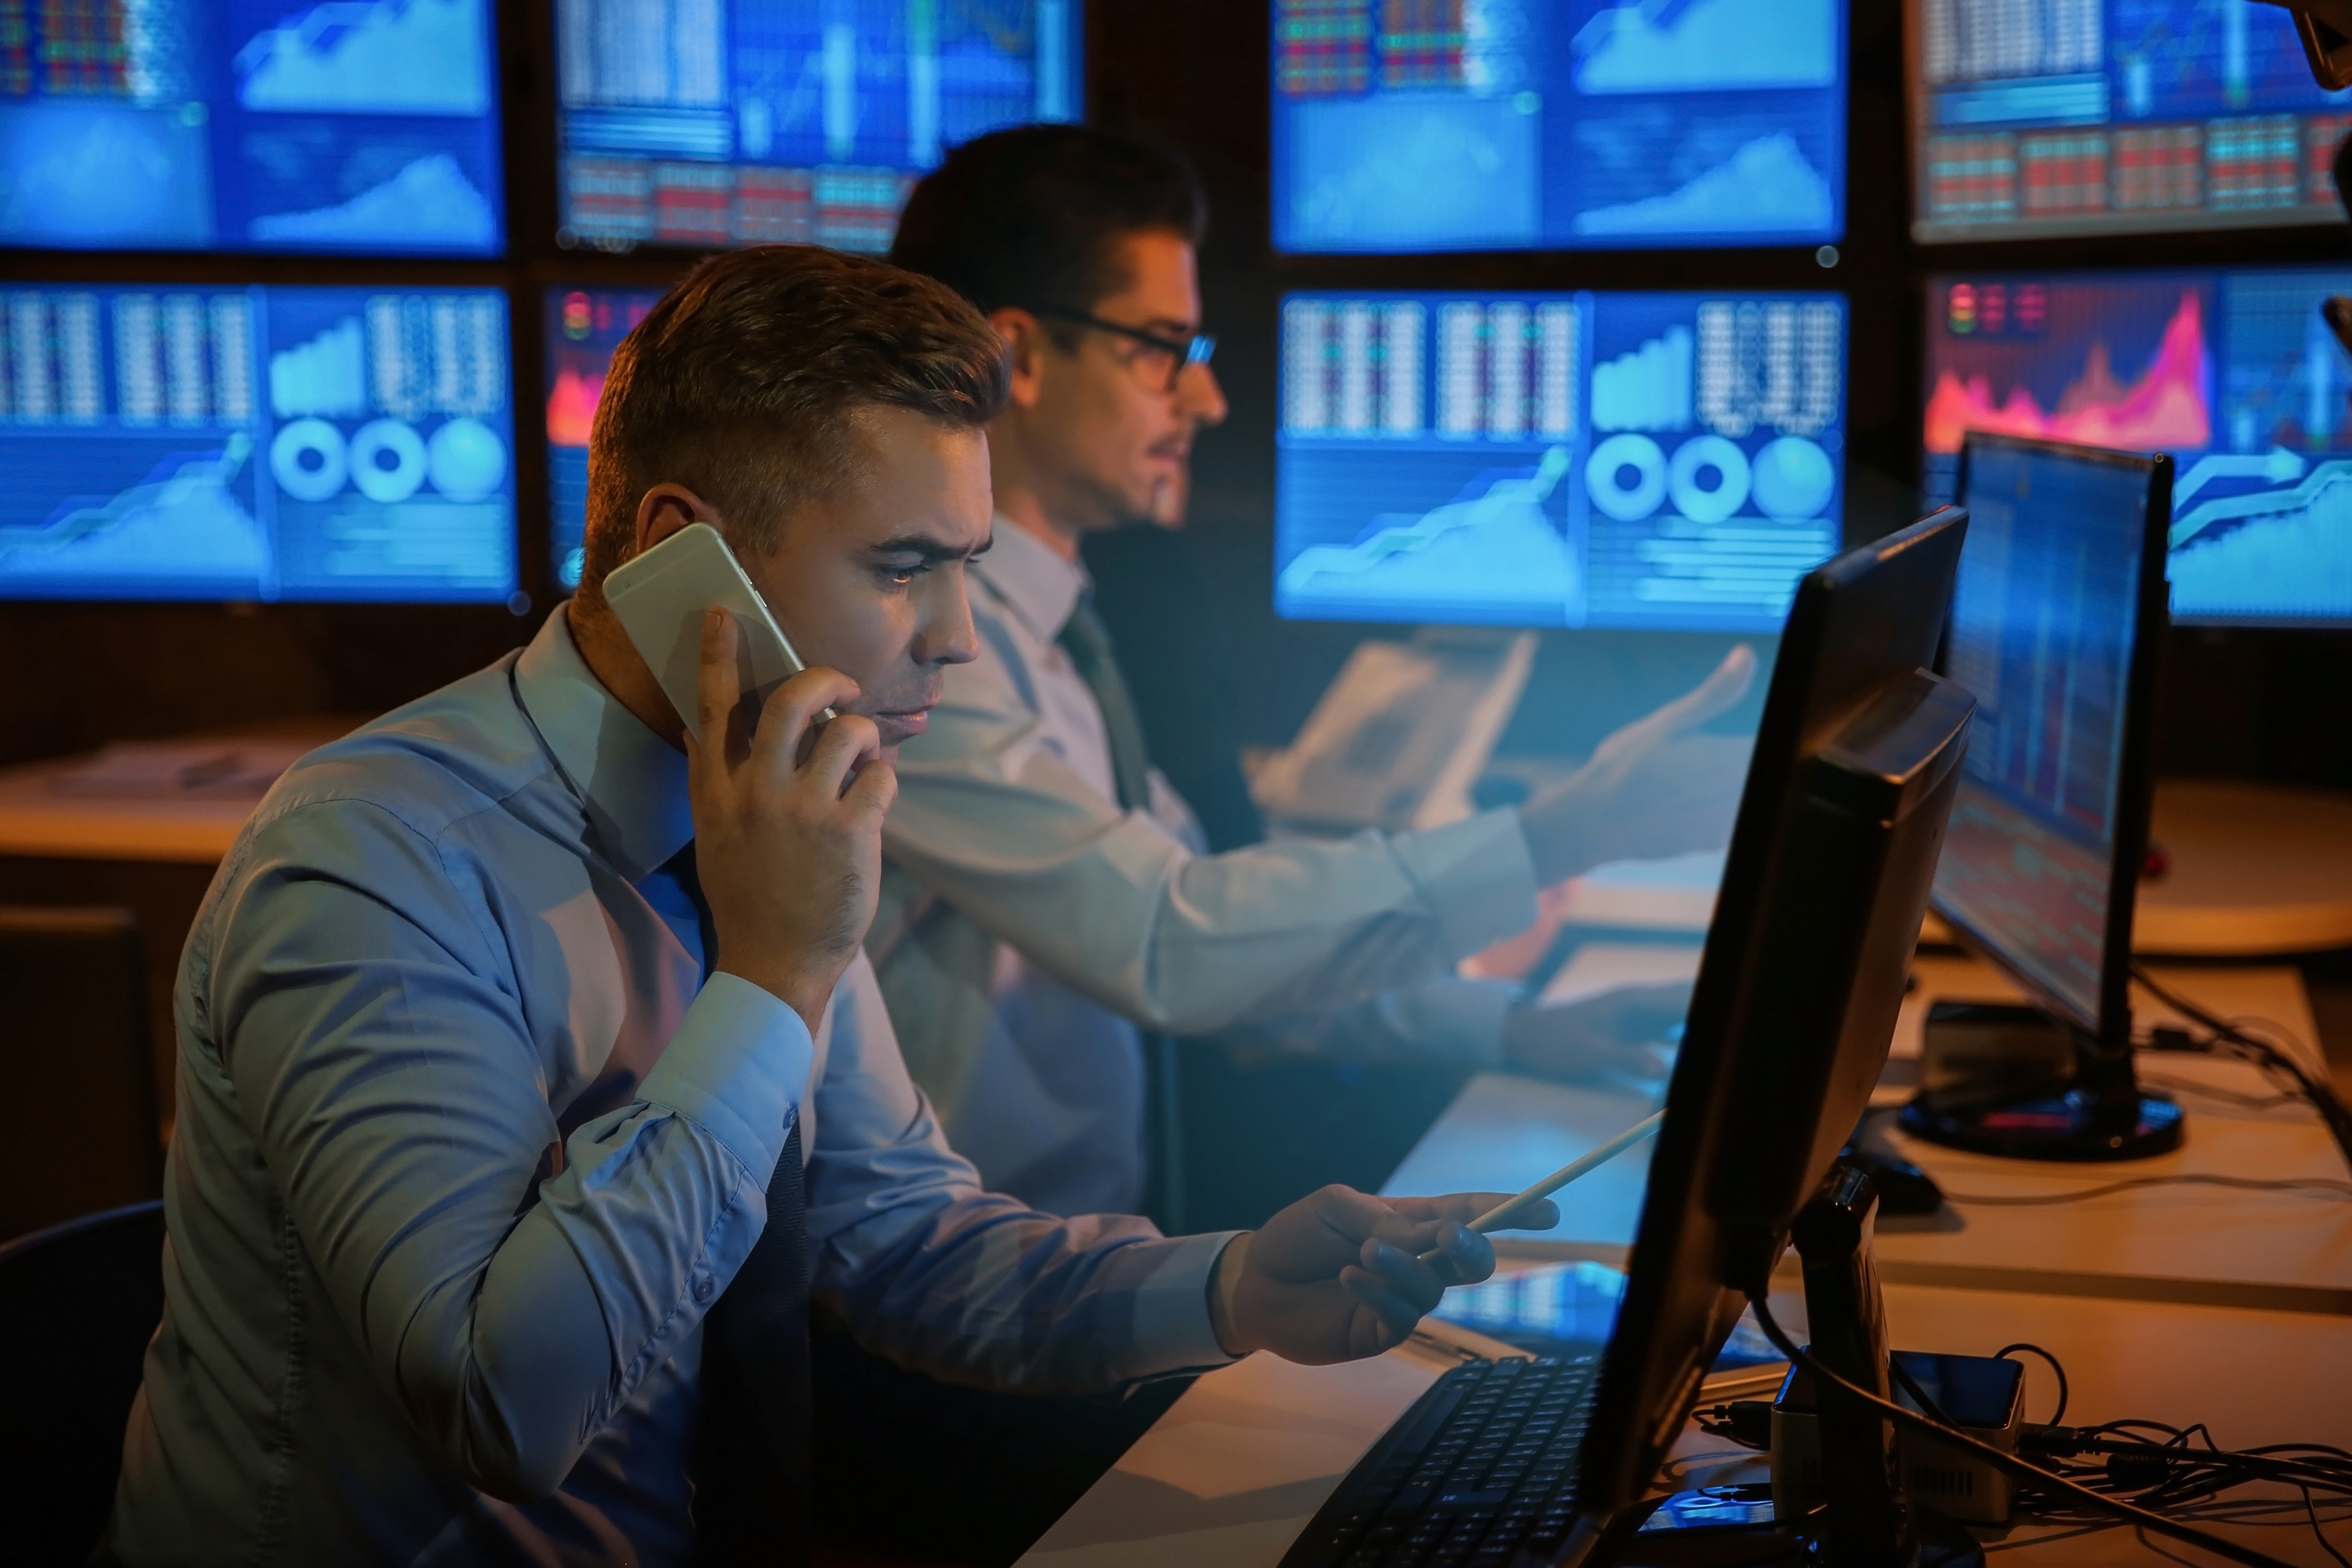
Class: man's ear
633,483,722,557
987,308,1049,412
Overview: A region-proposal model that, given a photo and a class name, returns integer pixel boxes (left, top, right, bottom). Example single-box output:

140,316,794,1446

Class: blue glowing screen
1936,441,2155,1028
1270,0,1848,254
0,0,505,256
556,0,1080,254
1923,266,2352,626
0,284,517,603
1913,0,2352,241
1276,290,1847,631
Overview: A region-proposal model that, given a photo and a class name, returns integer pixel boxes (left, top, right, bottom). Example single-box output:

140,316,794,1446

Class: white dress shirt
107,608,1232,1567
873,517,1542,1216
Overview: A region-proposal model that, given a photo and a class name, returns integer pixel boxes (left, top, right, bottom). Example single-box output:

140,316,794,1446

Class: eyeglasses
1026,305,1217,393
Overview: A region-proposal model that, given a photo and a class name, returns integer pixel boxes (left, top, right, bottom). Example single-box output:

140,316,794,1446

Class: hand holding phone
682,606,893,1030
603,522,832,741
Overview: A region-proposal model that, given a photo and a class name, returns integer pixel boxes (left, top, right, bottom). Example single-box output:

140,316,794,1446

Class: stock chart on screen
1271,0,1847,253
1923,268,2352,625
546,287,664,590
1934,441,2152,1025
0,284,516,603
1911,0,2352,241
1276,290,1846,631
556,0,1079,254
0,0,505,255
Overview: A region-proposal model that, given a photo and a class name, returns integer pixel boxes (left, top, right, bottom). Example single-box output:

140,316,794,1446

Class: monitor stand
1619,1170,1982,1568
1897,1018,2183,1161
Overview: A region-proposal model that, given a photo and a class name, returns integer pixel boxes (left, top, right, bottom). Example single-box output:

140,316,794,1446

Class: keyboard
1281,1354,1599,1568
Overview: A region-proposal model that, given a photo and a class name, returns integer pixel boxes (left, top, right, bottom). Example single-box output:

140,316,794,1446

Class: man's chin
873,710,930,748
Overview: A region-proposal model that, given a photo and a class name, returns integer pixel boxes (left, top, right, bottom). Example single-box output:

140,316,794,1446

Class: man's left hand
1209,1188,1559,1365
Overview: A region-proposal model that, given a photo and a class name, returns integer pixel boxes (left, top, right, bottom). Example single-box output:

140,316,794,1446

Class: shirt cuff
1128,1229,1244,1374
637,972,813,1182
1392,808,1542,963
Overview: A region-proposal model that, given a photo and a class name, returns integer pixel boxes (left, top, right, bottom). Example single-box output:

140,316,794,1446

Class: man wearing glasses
878,126,1755,1222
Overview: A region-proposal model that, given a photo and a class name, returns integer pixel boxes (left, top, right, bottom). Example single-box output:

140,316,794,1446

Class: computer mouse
1839,1145,1945,1216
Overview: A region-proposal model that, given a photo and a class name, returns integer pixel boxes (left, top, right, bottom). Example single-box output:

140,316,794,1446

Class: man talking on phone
102,248,1545,1567
878,125,1755,1218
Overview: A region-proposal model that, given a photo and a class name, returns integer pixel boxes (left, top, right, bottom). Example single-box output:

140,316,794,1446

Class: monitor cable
2131,963,2352,1177
1744,1290,2308,1568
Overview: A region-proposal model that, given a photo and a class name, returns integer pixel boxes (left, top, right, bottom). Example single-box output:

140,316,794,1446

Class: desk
1386,956,2352,1315
0,722,353,1125
1019,1283,2352,1567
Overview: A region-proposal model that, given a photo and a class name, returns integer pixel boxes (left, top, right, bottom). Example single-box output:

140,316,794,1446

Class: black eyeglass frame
1024,304,1216,392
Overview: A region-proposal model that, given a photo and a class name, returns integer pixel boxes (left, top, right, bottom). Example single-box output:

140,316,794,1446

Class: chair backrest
0,907,161,1240
0,1200,167,1566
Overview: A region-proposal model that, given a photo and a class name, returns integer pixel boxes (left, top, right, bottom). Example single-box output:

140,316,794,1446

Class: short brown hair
577,245,1008,602
891,125,1206,325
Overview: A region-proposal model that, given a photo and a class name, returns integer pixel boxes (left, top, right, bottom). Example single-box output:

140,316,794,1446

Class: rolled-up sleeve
884,693,1541,1038
211,801,808,1504
805,953,1237,1392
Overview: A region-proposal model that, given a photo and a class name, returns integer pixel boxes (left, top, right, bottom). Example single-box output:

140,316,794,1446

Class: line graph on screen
1924,288,2213,456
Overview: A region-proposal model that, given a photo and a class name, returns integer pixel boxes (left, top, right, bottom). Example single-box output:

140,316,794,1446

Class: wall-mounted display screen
1910,0,2352,243
555,0,1079,254
1922,267,2352,626
0,284,516,602
0,0,505,255
1270,0,1847,254
546,286,665,590
1276,290,1847,631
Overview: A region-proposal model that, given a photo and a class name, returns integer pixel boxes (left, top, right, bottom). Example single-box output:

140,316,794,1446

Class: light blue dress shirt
107,608,1234,1567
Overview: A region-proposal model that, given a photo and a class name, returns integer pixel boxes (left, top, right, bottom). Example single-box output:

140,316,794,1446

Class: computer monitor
0,283,518,603
1923,266,2352,627
553,0,1081,254
546,287,666,591
1276,289,1847,631
1909,0,2352,243
1567,507,1973,1546
1270,0,1848,254
1904,433,2182,1160
0,0,505,256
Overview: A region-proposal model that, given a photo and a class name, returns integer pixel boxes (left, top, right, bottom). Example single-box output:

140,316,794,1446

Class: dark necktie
1057,597,1153,813
660,844,813,1568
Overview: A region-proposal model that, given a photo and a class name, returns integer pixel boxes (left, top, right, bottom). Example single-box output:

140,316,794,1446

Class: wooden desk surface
0,720,356,863
1386,958,2352,1314
1019,1282,2352,1567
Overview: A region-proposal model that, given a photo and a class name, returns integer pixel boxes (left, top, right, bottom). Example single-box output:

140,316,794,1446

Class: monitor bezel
1931,432,2173,1050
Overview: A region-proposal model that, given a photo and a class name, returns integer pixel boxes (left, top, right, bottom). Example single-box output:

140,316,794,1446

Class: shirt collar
971,511,1090,644
513,606,695,883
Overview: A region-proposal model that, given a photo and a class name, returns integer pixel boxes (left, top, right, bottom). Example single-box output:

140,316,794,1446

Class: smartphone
602,522,822,741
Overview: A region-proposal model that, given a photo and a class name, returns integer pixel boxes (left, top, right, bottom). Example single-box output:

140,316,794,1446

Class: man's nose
1178,361,1228,428
916,575,980,666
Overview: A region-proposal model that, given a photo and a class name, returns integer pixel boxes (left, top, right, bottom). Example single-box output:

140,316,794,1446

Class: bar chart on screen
1276,290,1846,631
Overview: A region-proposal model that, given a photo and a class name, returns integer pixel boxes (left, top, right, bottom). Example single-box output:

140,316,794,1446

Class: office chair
0,1200,165,1566
0,907,163,1240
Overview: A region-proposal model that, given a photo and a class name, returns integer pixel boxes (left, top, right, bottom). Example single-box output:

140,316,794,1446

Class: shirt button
693,1276,717,1305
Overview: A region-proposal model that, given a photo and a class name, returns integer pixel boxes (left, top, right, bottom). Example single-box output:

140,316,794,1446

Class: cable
1743,1291,2305,1568
1942,1174,2352,1207
1994,1342,2068,1425
2132,965,2352,1176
